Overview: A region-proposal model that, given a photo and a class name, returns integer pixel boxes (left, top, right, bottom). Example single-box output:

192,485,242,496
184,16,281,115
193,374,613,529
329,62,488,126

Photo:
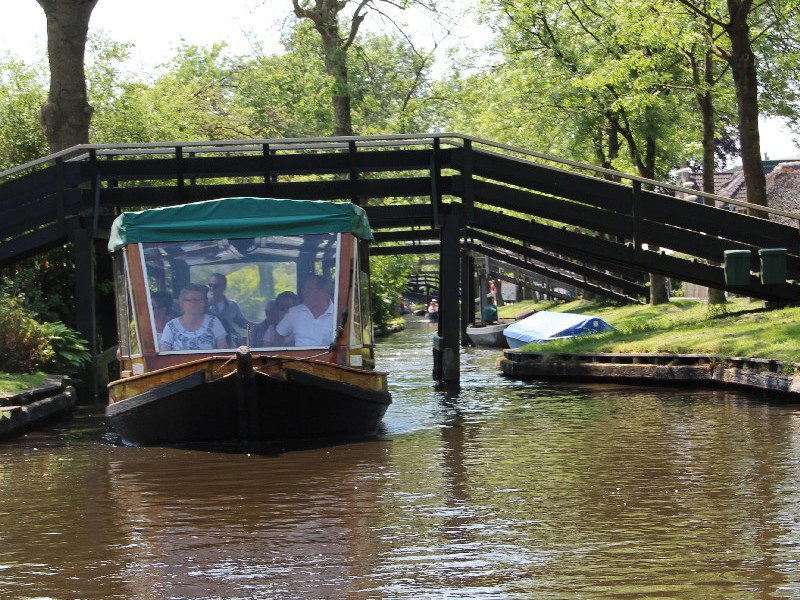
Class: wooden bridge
2,133,799,386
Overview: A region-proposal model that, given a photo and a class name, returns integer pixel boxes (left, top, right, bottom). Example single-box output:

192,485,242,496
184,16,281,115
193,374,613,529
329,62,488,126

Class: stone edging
0,376,77,439
498,352,800,397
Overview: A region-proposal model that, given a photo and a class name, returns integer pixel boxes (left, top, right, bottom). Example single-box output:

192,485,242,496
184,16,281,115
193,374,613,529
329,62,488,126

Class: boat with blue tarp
503,311,614,348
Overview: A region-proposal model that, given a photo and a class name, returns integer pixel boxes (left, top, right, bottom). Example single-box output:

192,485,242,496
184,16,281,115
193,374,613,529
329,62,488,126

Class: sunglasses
207,283,223,288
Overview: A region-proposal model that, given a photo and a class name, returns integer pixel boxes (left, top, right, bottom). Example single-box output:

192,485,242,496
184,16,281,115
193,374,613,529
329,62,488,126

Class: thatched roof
766,161,800,227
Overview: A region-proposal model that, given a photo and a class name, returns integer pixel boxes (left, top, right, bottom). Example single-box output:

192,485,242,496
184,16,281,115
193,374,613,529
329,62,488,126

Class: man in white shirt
275,275,335,347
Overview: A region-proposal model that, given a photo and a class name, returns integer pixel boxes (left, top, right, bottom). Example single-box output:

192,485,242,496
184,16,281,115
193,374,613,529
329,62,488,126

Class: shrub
40,321,91,372
0,294,53,373
0,294,90,373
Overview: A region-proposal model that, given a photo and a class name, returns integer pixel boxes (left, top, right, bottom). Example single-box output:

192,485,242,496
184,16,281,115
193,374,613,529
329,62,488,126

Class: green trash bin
759,248,787,285
724,249,751,286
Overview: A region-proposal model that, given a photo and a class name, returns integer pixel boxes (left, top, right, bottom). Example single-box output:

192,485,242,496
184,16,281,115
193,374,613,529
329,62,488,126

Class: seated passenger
206,272,256,345
150,291,174,344
251,291,299,347
160,284,228,352
275,275,334,347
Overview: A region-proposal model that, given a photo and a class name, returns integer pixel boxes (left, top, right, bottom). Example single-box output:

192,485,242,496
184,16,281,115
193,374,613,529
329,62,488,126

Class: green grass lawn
498,298,800,362
0,371,50,396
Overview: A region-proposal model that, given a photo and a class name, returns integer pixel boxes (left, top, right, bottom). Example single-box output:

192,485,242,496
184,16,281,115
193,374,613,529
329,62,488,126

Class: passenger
160,284,228,352
206,272,255,345
428,298,439,314
150,291,174,344
482,293,498,324
251,291,297,347
275,275,334,347
251,300,280,347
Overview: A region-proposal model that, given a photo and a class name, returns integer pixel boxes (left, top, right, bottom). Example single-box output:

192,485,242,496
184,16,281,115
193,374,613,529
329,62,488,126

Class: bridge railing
2,133,800,302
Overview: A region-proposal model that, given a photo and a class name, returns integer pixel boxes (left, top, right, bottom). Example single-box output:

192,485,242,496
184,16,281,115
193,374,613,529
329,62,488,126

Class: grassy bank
0,371,50,396
498,298,800,363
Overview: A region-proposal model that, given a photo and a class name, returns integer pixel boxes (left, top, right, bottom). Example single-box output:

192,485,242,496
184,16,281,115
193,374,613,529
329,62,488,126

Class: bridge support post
72,228,98,400
433,211,461,383
461,251,474,346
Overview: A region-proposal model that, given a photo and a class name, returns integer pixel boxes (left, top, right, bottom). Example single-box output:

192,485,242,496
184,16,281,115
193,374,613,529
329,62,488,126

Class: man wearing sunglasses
206,273,254,345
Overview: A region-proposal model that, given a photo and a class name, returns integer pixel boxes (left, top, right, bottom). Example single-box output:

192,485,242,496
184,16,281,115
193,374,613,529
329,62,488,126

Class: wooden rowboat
465,322,510,348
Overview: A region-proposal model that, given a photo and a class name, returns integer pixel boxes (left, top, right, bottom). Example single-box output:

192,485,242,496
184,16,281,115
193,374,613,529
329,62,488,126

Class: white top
160,314,227,351
275,301,334,347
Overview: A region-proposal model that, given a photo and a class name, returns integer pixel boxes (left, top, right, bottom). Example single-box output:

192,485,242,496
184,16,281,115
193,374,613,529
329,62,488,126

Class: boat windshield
139,233,340,353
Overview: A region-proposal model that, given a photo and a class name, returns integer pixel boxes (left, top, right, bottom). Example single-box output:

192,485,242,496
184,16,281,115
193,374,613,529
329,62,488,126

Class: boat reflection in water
105,441,391,598
107,197,391,446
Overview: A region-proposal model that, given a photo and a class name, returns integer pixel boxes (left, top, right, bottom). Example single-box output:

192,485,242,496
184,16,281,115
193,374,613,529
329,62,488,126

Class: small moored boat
465,322,510,348
503,311,613,348
107,197,391,446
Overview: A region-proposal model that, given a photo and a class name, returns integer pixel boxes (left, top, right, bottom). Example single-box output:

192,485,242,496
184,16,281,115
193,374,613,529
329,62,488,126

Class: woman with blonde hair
159,284,228,351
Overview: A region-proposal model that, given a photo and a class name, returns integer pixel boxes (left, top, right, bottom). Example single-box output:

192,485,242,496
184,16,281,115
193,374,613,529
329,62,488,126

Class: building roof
765,161,800,226
681,158,800,215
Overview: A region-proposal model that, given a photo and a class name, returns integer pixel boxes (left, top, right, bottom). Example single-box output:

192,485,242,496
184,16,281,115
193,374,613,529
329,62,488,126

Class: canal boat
503,311,614,348
465,322,510,348
106,197,391,446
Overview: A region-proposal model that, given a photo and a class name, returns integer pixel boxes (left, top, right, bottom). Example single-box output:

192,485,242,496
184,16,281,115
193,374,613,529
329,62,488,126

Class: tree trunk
699,53,716,198
698,49,728,305
638,134,671,306
293,0,362,138
36,0,98,152
726,0,768,217
320,35,354,136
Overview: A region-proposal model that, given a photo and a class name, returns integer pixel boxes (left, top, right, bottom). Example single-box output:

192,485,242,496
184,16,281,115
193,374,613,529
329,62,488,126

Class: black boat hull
107,368,391,446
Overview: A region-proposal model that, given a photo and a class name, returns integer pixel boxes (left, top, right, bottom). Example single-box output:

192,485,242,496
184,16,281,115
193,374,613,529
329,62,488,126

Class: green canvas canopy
108,197,374,252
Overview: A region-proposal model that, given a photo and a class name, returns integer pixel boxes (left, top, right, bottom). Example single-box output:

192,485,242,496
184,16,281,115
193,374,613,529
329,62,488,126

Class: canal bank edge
498,352,800,398
0,376,76,439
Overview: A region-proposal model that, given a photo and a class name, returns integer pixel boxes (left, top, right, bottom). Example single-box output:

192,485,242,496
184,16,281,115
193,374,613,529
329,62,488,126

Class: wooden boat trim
109,351,390,403
284,367,391,404
107,370,206,417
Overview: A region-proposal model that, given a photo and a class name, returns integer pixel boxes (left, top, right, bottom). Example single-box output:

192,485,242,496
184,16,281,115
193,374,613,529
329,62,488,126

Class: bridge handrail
3,132,798,223
0,133,459,179
451,133,800,223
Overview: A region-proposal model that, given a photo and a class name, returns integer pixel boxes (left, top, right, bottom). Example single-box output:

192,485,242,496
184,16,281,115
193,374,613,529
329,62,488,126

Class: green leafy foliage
0,54,48,169
369,254,417,331
40,322,91,371
0,294,54,373
0,294,89,374
0,246,77,324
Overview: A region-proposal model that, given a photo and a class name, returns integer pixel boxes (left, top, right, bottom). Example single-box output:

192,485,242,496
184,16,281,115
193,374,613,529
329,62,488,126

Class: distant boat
503,311,613,348
106,197,391,446
466,322,509,348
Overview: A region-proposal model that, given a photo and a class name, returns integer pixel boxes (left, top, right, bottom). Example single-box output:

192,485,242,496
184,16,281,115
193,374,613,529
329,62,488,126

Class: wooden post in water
461,251,474,346
72,227,98,400
433,210,461,382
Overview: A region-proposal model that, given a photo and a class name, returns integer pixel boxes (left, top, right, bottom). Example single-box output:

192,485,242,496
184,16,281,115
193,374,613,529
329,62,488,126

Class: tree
36,0,99,152
289,0,369,136
0,55,49,169
472,0,701,303
370,254,417,330
289,0,437,136
671,0,800,214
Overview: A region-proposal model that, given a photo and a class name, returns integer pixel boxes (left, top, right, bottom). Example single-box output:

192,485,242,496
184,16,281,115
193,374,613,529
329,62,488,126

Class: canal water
3,317,800,599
